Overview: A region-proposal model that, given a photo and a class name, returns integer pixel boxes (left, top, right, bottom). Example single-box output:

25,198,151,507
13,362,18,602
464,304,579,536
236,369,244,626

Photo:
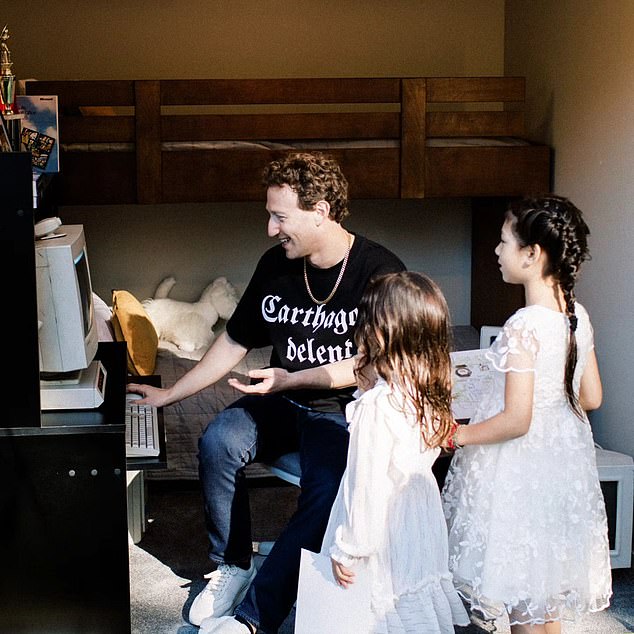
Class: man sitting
128,152,405,633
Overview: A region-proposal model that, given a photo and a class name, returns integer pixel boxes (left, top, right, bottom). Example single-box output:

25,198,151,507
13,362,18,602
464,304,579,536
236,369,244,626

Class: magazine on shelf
0,113,11,151
15,95,59,173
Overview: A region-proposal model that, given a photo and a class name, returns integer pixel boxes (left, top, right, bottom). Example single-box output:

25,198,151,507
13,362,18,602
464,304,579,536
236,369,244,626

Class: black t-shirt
226,233,405,411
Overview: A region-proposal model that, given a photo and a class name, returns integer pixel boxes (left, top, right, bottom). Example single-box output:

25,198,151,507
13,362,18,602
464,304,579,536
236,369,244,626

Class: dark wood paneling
427,77,525,103
425,145,551,198
161,112,400,141
135,80,162,204
401,78,426,198
341,148,401,199
471,198,525,329
60,116,135,144
427,111,525,137
161,148,399,202
58,152,137,205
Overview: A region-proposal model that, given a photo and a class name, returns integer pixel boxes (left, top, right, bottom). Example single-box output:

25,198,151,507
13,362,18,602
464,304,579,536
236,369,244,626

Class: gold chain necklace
303,233,353,305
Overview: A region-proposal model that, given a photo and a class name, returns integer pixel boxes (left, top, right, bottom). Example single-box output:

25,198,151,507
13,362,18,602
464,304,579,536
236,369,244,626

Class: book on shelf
15,95,59,173
0,112,11,151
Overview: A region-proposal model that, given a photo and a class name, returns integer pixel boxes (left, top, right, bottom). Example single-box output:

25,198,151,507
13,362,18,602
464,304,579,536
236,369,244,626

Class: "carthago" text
261,295,358,335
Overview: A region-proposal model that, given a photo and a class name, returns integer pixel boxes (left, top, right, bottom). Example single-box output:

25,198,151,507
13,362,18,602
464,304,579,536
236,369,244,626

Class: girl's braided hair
507,195,591,418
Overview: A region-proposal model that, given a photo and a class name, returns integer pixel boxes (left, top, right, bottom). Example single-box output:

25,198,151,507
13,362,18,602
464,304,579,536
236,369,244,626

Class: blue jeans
198,394,349,633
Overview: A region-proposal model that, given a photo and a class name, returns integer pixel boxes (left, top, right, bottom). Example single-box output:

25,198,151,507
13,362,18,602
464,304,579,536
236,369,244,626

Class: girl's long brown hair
354,271,454,448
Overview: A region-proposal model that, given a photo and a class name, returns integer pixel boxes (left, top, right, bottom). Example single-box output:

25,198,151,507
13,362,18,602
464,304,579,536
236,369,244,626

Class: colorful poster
16,95,59,173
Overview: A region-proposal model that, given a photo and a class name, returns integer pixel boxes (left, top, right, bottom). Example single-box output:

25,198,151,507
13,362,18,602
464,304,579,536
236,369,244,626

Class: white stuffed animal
142,276,239,359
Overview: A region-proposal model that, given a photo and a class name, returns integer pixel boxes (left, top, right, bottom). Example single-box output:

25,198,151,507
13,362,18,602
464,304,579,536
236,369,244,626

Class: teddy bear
142,276,239,360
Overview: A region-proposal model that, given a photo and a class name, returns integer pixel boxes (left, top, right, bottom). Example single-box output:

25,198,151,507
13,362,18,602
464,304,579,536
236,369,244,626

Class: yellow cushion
111,290,158,376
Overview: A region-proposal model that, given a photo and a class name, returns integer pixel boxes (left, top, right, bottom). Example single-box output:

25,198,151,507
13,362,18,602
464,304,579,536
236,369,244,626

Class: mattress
61,137,530,153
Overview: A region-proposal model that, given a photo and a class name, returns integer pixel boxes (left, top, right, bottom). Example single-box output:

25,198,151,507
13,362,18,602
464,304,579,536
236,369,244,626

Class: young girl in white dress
442,195,612,633
319,271,469,633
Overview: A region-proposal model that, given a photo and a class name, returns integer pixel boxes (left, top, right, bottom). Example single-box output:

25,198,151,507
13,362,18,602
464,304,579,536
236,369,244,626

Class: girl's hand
442,420,462,452
331,558,355,588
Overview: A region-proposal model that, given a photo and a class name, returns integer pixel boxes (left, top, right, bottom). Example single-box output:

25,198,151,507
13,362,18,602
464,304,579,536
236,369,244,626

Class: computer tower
596,447,634,568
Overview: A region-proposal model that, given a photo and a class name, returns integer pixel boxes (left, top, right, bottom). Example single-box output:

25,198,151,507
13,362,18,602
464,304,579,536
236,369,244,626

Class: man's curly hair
262,152,350,223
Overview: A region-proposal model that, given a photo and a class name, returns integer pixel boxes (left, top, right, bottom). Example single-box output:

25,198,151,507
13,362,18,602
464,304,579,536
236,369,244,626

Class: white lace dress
320,379,469,633
442,303,612,626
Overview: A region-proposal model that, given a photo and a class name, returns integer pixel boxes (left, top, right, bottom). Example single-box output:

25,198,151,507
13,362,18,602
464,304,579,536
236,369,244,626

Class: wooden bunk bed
26,76,549,204
26,75,550,327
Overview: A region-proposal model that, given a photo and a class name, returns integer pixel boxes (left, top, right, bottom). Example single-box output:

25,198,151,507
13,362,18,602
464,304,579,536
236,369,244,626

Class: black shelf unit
0,152,40,428
0,151,132,632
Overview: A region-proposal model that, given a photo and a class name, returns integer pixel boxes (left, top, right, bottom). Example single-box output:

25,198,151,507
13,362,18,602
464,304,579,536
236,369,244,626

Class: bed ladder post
135,80,162,204
400,78,426,198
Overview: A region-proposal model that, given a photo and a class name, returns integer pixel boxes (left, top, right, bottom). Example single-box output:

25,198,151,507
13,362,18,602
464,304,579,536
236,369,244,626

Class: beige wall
62,198,473,324
505,0,634,457
5,1,503,79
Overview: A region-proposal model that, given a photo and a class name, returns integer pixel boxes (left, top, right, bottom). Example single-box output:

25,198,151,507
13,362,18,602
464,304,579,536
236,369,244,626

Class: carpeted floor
130,479,634,634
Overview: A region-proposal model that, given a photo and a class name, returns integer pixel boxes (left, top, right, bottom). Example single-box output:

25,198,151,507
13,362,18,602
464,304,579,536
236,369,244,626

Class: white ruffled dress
442,304,612,626
320,379,469,633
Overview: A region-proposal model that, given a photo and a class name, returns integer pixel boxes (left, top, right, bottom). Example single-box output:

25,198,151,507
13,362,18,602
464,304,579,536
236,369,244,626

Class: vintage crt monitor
36,223,106,409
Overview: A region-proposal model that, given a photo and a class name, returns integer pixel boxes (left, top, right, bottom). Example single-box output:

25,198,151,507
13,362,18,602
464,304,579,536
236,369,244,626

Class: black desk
0,342,132,633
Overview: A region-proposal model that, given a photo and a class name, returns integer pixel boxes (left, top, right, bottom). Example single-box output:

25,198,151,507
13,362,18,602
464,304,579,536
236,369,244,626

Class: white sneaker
199,615,252,634
189,560,257,626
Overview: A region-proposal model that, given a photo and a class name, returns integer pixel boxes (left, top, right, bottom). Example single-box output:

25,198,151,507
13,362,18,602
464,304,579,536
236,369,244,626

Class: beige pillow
111,290,158,375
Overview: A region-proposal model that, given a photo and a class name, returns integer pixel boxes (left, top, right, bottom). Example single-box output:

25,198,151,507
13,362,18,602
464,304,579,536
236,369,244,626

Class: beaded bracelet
446,421,464,451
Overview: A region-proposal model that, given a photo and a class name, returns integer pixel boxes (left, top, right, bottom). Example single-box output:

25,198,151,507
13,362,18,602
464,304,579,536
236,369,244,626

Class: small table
125,373,167,543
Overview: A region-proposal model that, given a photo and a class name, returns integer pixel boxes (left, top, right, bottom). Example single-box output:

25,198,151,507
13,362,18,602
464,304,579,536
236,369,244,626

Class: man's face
266,184,321,259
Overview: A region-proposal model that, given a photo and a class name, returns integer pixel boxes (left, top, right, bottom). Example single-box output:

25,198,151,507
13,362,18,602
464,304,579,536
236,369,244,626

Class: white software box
40,360,107,410
596,447,634,569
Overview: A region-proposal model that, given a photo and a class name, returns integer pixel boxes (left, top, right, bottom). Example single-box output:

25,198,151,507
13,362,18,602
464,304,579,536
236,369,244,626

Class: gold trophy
0,25,24,152
0,25,16,116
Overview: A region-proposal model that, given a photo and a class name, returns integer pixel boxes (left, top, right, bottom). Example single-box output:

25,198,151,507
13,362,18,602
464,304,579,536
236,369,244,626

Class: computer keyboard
125,393,160,457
